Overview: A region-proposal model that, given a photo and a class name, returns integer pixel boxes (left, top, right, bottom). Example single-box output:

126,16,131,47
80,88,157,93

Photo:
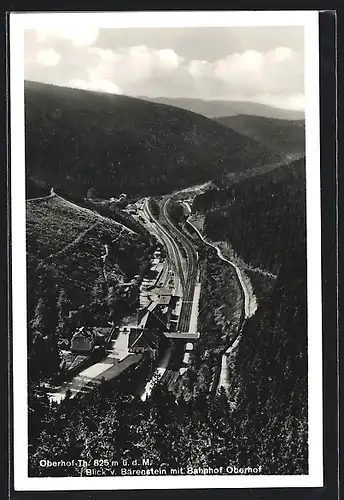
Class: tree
29,331,61,381
166,201,184,225
30,297,48,337
87,187,97,199
57,288,70,336
30,292,61,380
148,199,160,218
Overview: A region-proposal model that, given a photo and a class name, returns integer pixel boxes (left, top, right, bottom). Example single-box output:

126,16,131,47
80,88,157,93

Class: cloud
24,28,304,110
187,60,208,78
84,45,184,90
284,93,305,110
156,49,184,70
36,27,99,47
273,46,294,62
36,48,61,66
68,78,122,94
186,46,303,106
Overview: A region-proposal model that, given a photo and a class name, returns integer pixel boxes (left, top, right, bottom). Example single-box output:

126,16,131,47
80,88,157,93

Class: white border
10,10,323,491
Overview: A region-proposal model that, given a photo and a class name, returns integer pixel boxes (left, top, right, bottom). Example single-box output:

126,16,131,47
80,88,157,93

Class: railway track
140,195,200,393
143,201,186,291
159,196,199,333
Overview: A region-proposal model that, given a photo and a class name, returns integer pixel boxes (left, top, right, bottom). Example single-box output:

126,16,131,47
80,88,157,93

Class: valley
25,83,308,478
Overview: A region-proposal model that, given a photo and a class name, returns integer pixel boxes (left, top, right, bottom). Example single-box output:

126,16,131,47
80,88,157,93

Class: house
70,326,96,353
128,328,161,359
185,342,194,351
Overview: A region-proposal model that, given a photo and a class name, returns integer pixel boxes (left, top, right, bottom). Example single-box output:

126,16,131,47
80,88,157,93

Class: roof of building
128,328,160,351
93,327,113,338
72,326,95,341
163,332,200,340
158,295,172,305
150,287,173,296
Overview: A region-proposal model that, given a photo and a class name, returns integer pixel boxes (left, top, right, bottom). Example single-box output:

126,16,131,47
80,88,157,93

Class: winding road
187,217,257,319
186,216,258,393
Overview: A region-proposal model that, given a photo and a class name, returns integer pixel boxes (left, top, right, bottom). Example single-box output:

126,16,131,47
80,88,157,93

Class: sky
24,26,305,110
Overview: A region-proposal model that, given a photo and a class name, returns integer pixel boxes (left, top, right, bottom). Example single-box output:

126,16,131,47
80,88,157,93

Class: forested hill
25,81,281,199
193,155,308,471
230,240,308,473
140,96,305,120
214,114,305,156
193,157,306,274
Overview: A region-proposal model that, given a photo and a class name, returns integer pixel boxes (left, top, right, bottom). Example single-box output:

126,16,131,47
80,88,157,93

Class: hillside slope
27,194,151,312
140,96,305,120
214,114,305,155
26,194,153,380
25,82,281,199
229,241,307,473
193,157,306,275
192,156,308,472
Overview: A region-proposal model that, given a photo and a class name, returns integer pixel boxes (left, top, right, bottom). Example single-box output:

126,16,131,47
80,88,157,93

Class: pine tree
30,294,61,380
57,288,70,336
30,296,49,337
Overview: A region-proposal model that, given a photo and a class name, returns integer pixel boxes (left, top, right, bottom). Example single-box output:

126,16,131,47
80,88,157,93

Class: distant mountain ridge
139,96,305,120
25,81,281,199
214,114,305,155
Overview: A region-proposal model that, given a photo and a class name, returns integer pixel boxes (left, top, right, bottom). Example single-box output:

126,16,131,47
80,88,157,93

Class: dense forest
193,157,306,274
29,240,307,475
215,114,305,156
25,81,281,199
229,241,308,473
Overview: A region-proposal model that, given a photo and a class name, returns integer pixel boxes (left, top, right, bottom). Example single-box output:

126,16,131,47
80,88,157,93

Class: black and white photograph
10,11,323,491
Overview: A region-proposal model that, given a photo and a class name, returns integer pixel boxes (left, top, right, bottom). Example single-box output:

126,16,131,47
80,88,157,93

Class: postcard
10,10,323,491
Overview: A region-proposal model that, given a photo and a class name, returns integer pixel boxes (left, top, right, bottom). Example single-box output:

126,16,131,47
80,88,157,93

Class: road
47,324,140,403
187,217,257,319
48,353,141,403
186,216,256,393
26,188,56,203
